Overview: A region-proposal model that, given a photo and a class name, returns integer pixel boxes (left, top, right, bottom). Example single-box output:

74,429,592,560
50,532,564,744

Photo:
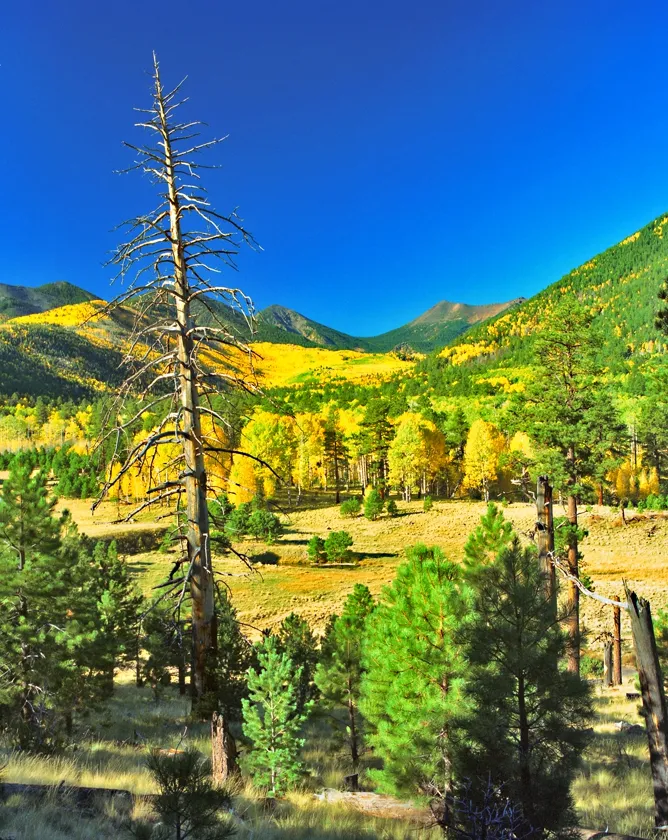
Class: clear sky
2,0,668,336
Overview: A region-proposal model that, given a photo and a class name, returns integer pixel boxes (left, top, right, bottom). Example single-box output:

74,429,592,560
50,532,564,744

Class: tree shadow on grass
356,551,398,561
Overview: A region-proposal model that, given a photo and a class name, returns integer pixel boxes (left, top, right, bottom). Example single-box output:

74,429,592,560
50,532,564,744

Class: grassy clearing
78,496,668,644
0,674,658,838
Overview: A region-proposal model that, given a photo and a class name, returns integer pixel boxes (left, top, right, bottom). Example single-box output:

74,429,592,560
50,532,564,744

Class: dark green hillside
194,299,321,348
259,304,367,349
0,281,96,320
0,324,125,399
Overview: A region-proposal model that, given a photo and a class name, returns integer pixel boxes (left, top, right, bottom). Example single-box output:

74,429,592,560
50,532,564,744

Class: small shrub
307,535,326,564
224,502,252,539
144,748,234,839
324,531,354,563
580,654,604,678
340,498,361,518
423,495,433,513
247,509,283,543
364,488,384,521
341,498,362,517
386,499,398,517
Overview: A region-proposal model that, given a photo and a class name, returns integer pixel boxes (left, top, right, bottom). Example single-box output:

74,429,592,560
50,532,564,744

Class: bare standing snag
96,53,260,716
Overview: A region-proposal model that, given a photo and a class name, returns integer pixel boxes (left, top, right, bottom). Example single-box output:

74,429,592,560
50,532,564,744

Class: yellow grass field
64,496,668,650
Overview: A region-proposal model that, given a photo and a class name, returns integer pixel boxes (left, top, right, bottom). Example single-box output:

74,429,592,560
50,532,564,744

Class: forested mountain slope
0,281,95,321
363,298,524,353
4,209,668,400
434,214,668,371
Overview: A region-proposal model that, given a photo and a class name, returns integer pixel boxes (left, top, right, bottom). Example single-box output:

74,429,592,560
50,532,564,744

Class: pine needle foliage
360,544,474,798
315,584,375,772
458,538,592,837
241,635,312,796
0,462,99,749
145,748,234,840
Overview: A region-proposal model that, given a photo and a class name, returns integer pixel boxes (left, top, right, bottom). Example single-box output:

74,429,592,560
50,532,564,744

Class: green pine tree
364,488,384,520
458,538,592,836
520,297,626,672
463,502,514,570
314,585,375,775
215,591,252,719
0,463,98,748
241,635,311,796
91,539,144,696
276,612,319,714
360,544,474,797
144,747,235,839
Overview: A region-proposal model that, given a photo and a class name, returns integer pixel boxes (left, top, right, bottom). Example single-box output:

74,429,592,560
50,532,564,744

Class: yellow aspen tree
228,455,259,505
615,461,632,500
462,418,503,502
649,467,661,496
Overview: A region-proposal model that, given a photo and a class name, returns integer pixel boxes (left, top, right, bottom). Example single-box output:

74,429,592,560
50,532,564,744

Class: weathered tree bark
157,74,218,712
613,598,623,686
535,476,556,609
603,641,613,687
566,467,580,674
626,588,668,826
211,711,238,784
104,55,259,724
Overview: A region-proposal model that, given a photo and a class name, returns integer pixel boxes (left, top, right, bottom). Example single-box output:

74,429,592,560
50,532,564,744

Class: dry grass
73,497,668,643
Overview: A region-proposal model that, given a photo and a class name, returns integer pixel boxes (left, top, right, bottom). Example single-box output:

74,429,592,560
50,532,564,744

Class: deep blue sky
2,1,668,336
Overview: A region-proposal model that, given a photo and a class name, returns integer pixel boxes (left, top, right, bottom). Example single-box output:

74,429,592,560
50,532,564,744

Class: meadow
0,494,656,837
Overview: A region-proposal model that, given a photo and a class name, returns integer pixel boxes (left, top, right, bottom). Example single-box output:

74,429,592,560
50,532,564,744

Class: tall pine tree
241,635,311,796
361,545,473,798
315,584,375,778
459,538,592,836
0,464,98,748
520,297,626,673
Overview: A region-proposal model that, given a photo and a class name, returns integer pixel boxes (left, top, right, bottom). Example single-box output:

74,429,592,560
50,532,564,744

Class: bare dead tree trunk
566,474,580,674
211,711,238,784
626,588,668,827
98,54,259,716
535,476,555,609
613,598,623,686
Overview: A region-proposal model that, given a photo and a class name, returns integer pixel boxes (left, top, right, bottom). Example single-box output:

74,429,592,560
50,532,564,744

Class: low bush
364,489,384,521
324,531,354,563
340,498,361,518
307,535,326,564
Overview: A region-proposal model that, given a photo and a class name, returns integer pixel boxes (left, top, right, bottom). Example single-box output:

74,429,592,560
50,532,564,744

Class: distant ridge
0,280,519,354
3,204,668,399
0,281,96,321
256,299,522,353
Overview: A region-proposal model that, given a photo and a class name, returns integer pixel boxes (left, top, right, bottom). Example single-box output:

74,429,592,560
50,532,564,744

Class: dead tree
625,589,668,826
551,554,668,826
96,54,260,716
211,711,238,783
535,476,556,609
613,597,623,686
